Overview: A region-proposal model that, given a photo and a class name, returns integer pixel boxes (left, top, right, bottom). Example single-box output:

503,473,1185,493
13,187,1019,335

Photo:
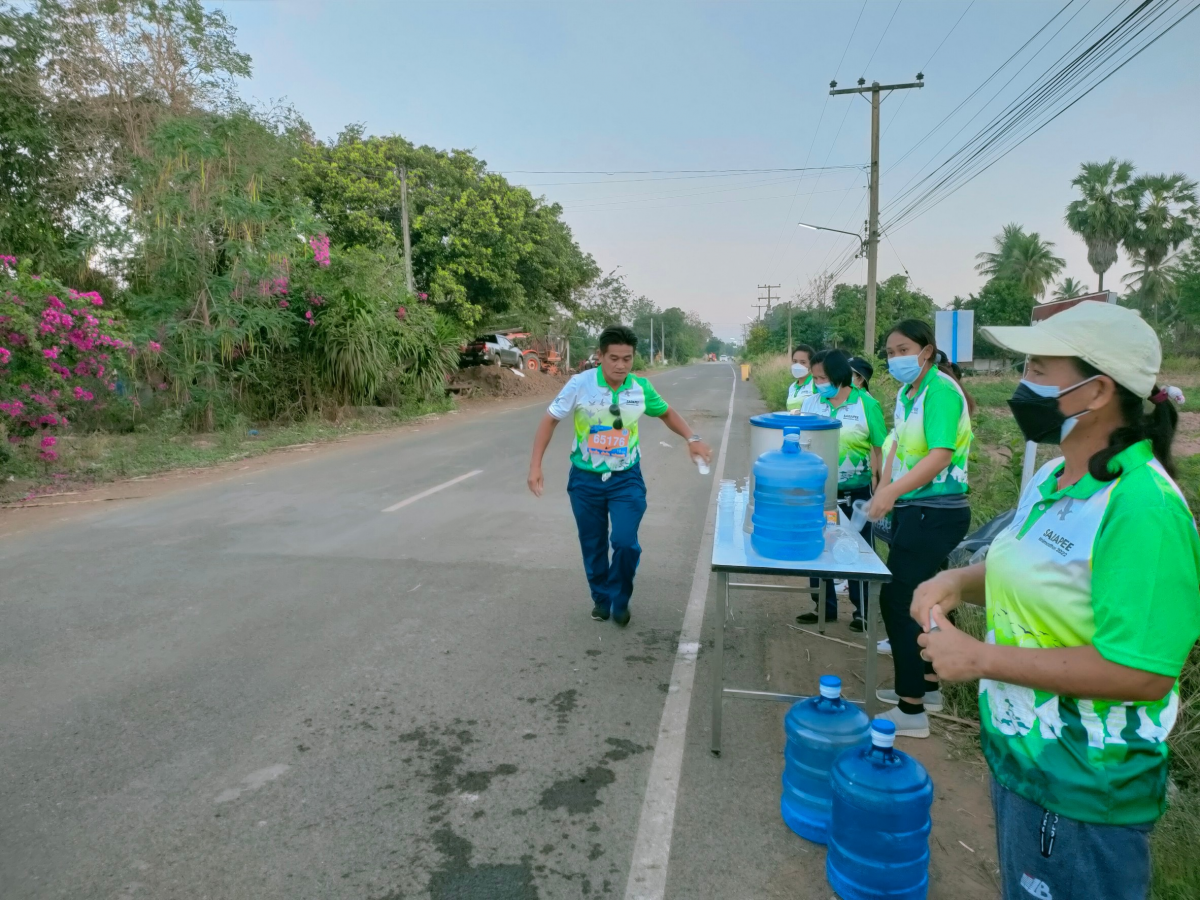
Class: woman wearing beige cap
913,301,1199,899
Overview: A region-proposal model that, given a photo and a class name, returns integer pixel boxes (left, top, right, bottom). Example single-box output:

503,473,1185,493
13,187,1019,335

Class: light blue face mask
816,383,838,399
888,354,925,385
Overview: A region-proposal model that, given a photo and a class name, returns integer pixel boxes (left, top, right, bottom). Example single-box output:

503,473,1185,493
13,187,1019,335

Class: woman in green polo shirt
913,301,1199,900
798,348,886,631
785,343,817,410
868,318,976,738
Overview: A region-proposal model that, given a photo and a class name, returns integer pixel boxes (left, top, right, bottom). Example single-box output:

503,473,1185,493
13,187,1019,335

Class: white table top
710,502,892,581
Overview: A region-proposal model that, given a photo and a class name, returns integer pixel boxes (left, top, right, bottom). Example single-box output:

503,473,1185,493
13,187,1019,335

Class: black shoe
848,617,866,633
613,609,631,627
795,612,835,625
591,605,610,621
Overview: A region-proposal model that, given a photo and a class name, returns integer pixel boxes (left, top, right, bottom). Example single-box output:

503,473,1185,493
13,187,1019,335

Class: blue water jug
750,428,827,560
781,675,871,844
827,719,934,900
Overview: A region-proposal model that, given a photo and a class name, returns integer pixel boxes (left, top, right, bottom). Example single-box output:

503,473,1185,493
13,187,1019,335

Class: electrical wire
881,0,976,140
883,0,1196,233
861,1,903,77
763,0,869,272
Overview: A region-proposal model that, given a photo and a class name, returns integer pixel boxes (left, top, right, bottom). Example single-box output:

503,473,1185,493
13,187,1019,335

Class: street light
797,221,866,251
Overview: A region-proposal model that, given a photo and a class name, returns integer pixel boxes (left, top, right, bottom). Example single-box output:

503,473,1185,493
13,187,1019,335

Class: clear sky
214,0,1200,339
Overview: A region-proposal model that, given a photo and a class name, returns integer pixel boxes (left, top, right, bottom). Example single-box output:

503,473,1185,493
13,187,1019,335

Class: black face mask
1006,377,1096,445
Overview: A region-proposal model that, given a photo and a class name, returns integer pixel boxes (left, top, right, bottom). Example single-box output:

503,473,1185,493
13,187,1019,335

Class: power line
501,166,858,175
860,1,903,77
764,0,869,273
881,0,976,140
882,0,1198,233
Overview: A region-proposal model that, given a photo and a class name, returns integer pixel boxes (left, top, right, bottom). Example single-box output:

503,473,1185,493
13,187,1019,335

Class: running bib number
587,427,630,459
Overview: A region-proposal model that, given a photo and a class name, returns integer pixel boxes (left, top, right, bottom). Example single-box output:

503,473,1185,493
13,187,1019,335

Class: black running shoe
591,605,610,621
848,617,866,633
613,609,631,627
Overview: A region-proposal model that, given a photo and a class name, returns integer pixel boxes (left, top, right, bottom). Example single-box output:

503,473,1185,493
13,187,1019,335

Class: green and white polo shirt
800,387,887,490
981,440,1200,825
547,369,669,474
889,368,972,501
786,375,815,411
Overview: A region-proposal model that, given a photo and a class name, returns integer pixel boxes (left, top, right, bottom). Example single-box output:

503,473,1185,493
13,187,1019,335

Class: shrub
0,258,143,466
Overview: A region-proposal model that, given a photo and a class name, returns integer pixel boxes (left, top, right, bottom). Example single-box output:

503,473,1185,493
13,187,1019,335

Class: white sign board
935,309,974,364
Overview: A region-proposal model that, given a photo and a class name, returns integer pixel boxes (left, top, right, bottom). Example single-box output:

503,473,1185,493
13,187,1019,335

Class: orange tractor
501,332,568,375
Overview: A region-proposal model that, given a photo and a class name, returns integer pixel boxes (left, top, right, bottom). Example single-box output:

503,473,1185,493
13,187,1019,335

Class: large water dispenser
827,719,934,900
781,675,870,844
750,429,827,560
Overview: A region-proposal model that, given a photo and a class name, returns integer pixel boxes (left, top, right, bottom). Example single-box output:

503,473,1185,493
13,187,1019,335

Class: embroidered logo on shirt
1021,873,1053,900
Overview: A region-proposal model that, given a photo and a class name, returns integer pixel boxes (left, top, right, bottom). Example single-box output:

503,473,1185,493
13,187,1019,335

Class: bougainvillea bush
0,258,145,466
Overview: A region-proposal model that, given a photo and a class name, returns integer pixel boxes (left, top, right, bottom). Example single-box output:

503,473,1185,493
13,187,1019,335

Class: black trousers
880,504,971,699
809,485,874,620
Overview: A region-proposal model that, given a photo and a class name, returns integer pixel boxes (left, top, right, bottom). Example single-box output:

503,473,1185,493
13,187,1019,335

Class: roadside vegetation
0,1,719,493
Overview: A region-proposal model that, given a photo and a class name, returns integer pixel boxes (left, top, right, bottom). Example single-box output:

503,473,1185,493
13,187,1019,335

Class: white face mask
791,363,809,379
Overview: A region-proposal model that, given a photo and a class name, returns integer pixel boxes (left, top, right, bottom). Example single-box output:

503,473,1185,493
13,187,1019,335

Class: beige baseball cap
979,301,1161,398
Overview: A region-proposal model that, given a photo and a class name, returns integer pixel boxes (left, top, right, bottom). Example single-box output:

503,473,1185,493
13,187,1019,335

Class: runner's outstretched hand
688,441,713,465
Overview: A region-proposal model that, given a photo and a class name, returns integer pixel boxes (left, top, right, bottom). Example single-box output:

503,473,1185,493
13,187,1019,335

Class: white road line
381,470,483,513
624,365,736,900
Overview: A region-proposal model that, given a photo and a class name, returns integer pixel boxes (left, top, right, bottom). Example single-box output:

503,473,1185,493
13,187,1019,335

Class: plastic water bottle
781,675,871,844
695,457,710,475
827,719,934,900
750,429,827,560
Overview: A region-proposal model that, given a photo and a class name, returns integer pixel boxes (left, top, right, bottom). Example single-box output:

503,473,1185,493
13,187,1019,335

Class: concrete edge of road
623,363,737,900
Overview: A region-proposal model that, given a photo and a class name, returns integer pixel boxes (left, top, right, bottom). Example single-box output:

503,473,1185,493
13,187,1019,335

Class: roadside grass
1,397,453,499
750,362,1200,899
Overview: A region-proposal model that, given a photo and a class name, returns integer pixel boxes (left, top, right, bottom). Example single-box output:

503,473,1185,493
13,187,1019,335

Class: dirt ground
449,363,569,399
760,588,1000,900
1173,411,1200,457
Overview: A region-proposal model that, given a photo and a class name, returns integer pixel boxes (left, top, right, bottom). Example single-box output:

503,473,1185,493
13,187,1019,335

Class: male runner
527,325,712,626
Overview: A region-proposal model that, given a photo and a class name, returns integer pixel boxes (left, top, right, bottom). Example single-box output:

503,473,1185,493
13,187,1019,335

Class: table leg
817,580,827,634
865,580,880,717
710,570,727,756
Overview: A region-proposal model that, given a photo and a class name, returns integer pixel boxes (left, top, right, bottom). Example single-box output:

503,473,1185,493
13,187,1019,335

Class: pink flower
148,341,162,353
39,449,58,461
279,299,289,308
43,346,60,359
0,346,10,365
309,234,331,267
396,306,407,320
305,310,313,320
40,435,56,448
418,292,428,300
0,254,17,269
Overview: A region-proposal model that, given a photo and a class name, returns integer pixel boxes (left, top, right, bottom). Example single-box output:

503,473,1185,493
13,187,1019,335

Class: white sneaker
877,639,891,655
876,688,943,713
835,579,849,595
876,704,930,739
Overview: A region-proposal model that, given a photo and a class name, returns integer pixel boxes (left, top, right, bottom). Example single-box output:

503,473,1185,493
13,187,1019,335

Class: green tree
955,278,1035,329
1065,159,1137,292
975,223,1065,299
1123,173,1198,326
1052,277,1089,300
298,130,597,327
829,275,937,355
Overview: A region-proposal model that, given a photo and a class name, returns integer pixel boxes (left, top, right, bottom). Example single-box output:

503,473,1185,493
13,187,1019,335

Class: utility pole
830,75,924,358
759,283,782,353
649,318,654,366
751,299,769,321
397,166,416,295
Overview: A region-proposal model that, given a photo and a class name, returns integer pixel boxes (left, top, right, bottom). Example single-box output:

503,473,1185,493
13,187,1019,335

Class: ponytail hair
887,318,977,414
1077,361,1178,481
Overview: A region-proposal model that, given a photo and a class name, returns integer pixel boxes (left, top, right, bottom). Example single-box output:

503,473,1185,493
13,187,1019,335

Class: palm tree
1065,159,1137,292
1052,277,1088,300
975,223,1066,298
1124,173,1198,325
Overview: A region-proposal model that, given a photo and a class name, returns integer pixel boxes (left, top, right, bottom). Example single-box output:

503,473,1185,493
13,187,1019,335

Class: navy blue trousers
567,463,648,615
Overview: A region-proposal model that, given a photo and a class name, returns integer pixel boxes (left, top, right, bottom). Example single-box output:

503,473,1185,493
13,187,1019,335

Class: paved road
3,362,776,900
